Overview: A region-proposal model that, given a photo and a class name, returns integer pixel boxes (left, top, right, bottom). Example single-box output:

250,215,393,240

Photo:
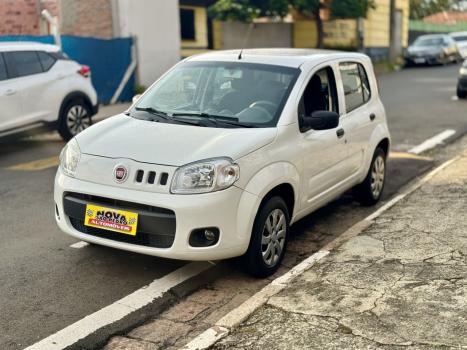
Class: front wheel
241,196,290,278
457,87,467,99
58,99,92,141
354,147,387,206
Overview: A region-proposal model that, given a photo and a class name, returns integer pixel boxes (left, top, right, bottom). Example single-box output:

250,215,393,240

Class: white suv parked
55,49,390,277
0,42,98,141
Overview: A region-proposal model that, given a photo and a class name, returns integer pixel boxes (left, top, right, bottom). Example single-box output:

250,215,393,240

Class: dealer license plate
84,204,138,236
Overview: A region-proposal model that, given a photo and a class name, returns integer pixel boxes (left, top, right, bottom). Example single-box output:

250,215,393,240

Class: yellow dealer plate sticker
84,204,138,236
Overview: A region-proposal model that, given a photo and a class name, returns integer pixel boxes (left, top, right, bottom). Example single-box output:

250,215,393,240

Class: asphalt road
1,63,466,350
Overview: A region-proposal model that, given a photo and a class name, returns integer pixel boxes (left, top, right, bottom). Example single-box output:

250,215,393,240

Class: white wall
114,0,181,87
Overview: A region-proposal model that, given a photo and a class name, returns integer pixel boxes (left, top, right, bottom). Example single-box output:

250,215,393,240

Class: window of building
180,8,196,40
339,62,371,112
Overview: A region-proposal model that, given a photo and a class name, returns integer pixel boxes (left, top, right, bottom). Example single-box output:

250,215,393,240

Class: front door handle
4,89,16,96
369,113,376,121
336,128,345,138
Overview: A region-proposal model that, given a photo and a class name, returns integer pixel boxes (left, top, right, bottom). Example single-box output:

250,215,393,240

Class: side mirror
302,111,339,131
132,94,142,104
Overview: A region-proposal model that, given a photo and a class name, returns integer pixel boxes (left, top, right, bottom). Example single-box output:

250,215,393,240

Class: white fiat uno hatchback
55,49,390,277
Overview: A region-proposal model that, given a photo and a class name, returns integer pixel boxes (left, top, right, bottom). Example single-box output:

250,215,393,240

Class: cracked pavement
212,151,467,350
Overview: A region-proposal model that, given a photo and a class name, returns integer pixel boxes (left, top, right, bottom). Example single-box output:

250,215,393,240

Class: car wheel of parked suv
242,196,290,278
354,147,386,206
58,98,93,141
457,88,467,99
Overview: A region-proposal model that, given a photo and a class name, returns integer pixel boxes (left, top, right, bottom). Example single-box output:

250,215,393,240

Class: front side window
0,54,7,81
6,51,43,77
339,62,371,112
134,61,300,128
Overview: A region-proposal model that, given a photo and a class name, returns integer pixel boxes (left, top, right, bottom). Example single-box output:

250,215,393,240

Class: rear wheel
58,98,92,141
241,196,290,278
354,147,387,206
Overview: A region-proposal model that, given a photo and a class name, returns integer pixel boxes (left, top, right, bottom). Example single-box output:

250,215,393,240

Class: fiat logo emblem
114,165,128,183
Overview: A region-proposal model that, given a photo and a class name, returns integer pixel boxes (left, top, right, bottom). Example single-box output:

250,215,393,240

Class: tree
290,0,324,47
208,0,289,22
330,0,375,19
409,0,465,19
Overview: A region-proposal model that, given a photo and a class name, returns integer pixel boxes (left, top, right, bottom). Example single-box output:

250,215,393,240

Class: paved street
1,63,466,350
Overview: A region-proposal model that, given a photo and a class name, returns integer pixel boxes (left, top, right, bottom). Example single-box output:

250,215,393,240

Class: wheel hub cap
371,155,385,199
261,209,286,267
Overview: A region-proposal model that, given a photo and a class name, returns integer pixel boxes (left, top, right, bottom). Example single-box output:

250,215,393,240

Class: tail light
78,65,91,78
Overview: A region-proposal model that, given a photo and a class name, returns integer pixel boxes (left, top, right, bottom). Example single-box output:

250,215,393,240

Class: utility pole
389,0,397,63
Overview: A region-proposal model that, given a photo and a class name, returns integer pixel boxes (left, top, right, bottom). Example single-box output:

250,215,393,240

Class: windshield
133,61,300,128
413,37,443,47
453,35,467,42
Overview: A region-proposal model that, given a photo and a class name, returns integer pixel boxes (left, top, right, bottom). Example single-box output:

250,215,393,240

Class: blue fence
0,35,134,103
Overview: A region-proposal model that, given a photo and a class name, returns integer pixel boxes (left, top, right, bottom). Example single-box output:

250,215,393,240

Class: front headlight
171,158,240,194
461,67,467,75
60,138,81,177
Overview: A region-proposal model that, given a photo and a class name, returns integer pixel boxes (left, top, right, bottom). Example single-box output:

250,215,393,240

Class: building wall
60,0,113,39
0,0,40,35
214,22,293,50
115,0,181,87
294,19,357,48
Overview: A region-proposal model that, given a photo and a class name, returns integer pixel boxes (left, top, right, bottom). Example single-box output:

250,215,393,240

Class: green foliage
290,0,321,17
330,0,376,19
409,0,465,19
208,0,289,22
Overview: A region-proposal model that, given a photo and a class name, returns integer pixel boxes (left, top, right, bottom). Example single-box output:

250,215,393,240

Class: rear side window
6,51,43,77
38,51,56,71
339,62,371,112
0,54,7,81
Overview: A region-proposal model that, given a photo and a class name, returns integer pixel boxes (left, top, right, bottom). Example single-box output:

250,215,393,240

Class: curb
180,154,462,350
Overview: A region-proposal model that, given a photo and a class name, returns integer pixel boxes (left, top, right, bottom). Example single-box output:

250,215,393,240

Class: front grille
64,192,176,248
134,169,169,185
69,218,175,248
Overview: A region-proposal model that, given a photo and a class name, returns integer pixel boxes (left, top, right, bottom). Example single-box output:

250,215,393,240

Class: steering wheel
249,101,277,115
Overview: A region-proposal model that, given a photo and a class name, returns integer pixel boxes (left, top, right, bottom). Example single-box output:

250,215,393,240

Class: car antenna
238,22,255,60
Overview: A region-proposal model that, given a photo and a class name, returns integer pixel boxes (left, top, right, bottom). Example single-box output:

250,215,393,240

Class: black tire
457,87,467,99
354,147,387,206
241,196,290,278
58,98,93,141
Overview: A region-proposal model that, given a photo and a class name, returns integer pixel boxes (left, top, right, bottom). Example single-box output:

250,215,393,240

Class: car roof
450,31,467,37
416,34,447,39
0,41,60,52
185,48,369,68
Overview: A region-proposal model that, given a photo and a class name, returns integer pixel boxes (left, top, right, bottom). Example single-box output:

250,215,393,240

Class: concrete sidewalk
211,152,467,349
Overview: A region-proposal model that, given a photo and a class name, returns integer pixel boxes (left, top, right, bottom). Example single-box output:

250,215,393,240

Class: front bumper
54,170,259,261
405,54,443,65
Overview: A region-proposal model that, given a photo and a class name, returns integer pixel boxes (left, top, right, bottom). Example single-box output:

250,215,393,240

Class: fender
235,162,301,254
58,91,97,121
360,122,391,182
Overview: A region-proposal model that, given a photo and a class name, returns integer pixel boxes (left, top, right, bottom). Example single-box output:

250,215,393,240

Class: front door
298,64,350,210
0,53,23,133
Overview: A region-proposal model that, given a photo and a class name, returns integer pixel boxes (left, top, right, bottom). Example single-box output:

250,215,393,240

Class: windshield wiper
172,112,255,128
134,107,200,126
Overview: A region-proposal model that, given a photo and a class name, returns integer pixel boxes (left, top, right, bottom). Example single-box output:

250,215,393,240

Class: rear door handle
4,89,16,96
336,128,345,138
369,113,376,121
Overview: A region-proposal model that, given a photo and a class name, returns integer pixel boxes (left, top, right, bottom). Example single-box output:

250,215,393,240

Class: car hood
75,114,277,166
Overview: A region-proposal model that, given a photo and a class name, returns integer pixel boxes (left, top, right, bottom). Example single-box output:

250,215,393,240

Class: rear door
3,51,59,128
336,60,377,175
0,52,23,132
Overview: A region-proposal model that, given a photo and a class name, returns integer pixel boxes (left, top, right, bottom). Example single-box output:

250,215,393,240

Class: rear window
453,35,467,42
38,51,56,71
339,62,371,112
0,54,7,81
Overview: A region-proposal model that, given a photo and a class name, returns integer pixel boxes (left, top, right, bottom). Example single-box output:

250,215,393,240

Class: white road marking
408,129,456,155
69,241,89,249
451,95,459,101
25,262,213,350
179,155,463,350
